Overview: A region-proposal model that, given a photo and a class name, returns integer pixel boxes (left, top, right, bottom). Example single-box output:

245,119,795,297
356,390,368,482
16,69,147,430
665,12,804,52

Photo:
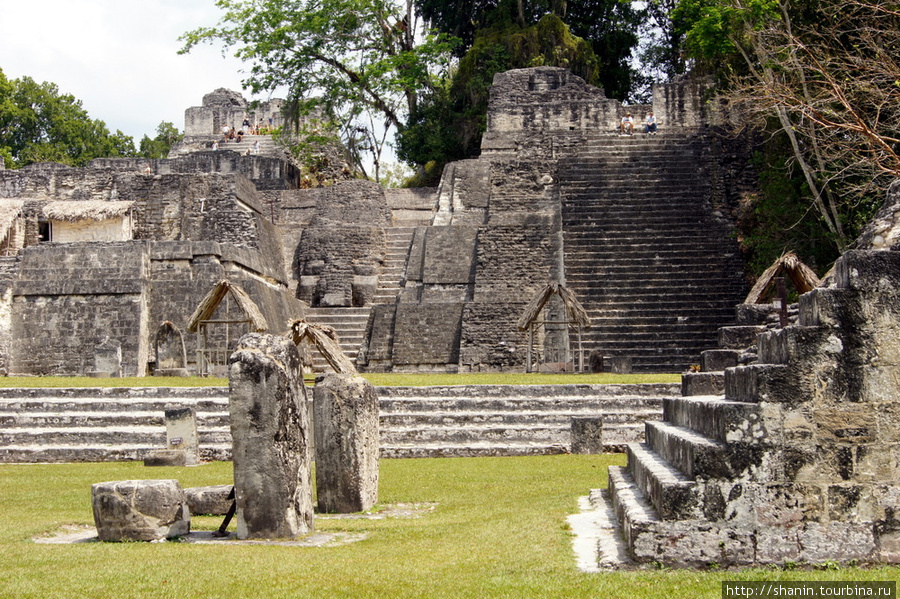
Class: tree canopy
0,69,137,168
673,0,900,264
138,121,184,160
180,0,457,179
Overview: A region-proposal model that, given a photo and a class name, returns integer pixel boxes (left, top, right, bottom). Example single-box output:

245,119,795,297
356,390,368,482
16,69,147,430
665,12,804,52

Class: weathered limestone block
313,373,380,513
185,485,234,516
91,337,122,378
605,356,632,374
681,372,724,396
571,417,603,454
155,321,188,376
143,449,187,467
165,407,199,465
228,333,314,538
91,479,190,541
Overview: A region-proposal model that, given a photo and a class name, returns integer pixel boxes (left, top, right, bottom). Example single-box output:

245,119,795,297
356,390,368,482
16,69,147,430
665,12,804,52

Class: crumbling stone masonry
313,373,380,513
228,333,314,539
606,182,900,565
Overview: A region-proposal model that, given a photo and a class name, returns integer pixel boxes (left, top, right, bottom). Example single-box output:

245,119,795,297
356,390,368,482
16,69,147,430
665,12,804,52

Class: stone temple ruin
593,181,900,566
0,68,750,377
6,66,900,564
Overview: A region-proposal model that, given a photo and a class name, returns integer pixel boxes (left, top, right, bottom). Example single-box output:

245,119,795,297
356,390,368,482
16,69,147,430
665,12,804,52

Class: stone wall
651,78,718,131
293,180,392,307
481,67,625,156
183,89,286,138
9,242,150,376
91,153,299,191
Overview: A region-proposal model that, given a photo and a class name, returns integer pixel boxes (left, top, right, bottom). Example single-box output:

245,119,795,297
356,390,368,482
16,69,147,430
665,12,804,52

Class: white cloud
0,0,274,143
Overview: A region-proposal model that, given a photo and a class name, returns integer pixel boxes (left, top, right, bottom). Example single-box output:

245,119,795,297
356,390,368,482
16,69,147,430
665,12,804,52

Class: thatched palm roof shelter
744,252,821,304
187,279,268,376
290,319,358,374
518,283,591,373
42,200,134,222
187,279,268,333
0,200,25,254
0,200,25,234
517,283,590,331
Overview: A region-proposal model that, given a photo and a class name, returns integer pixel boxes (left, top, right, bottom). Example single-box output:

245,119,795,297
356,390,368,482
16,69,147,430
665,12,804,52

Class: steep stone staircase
304,226,416,372
304,306,372,372
0,383,679,462
215,133,277,156
559,133,747,372
373,226,416,304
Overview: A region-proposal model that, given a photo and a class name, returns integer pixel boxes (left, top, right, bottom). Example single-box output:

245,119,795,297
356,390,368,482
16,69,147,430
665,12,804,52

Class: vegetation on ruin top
2,456,896,598
0,373,681,388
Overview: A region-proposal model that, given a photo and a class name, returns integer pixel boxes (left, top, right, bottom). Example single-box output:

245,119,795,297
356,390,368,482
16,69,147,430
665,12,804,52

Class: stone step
380,423,576,445
380,409,660,426
0,444,233,463
724,363,791,404
644,420,731,479
607,465,662,557
0,426,231,446
376,383,680,400
0,411,230,427
662,396,764,444
681,372,725,396
0,384,674,461
380,442,569,459
626,442,700,520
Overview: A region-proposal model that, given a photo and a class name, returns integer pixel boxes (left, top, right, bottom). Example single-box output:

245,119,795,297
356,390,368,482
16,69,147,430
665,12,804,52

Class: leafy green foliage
398,15,599,173
736,134,840,276
0,68,136,168
138,121,183,159
180,0,457,174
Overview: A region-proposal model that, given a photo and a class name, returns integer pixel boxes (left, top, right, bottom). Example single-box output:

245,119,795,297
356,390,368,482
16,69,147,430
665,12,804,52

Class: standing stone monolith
155,321,189,377
313,373,380,513
165,407,199,465
228,333,314,539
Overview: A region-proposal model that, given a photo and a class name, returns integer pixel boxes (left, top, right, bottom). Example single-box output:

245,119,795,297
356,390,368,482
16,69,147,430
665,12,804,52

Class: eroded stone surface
313,373,379,513
91,479,190,541
229,333,314,539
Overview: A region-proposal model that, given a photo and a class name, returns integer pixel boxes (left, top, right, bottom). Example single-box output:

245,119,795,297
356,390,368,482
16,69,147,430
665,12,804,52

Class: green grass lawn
0,372,681,388
1,456,896,598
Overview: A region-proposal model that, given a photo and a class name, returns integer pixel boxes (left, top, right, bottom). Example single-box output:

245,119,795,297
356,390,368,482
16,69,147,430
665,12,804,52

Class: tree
139,121,183,159
180,0,456,176
636,0,687,84
397,14,600,179
414,0,643,101
0,69,136,168
676,0,900,252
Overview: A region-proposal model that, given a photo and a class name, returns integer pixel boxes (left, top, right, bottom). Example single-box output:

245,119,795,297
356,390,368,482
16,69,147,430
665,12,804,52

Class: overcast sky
0,0,277,143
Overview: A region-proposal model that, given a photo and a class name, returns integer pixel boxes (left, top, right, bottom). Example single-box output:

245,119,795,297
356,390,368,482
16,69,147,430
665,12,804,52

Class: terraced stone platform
0,383,679,462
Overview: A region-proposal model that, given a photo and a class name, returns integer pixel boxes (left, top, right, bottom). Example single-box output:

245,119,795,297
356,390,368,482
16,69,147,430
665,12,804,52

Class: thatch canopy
187,279,268,333
0,200,25,237
290,319,358,374
744,252,821,304
43,200,134,222
517,283,591,331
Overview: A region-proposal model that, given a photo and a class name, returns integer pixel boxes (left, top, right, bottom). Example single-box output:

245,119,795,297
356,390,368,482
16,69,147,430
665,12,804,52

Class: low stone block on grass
185,485,234,516
91,479,190,541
